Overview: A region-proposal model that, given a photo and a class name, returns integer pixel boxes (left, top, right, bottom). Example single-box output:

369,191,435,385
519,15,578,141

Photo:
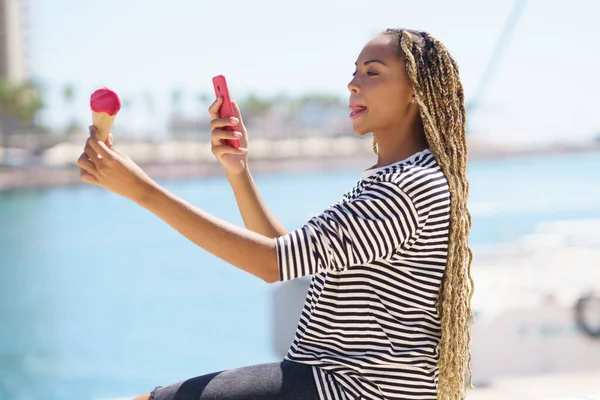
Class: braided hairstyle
383,28,475,399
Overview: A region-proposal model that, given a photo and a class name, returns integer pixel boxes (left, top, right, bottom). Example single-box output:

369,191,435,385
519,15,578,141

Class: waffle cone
92,111,116,142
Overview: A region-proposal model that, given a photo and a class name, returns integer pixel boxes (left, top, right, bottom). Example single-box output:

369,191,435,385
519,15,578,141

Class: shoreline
0,155,377,192
1,142,599,193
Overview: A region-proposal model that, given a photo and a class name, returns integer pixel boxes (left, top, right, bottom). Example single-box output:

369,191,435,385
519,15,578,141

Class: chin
351,123,371,136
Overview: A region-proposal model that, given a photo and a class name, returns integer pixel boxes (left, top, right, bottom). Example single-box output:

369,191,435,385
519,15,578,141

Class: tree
170,88,183,117
144,91,154,114
240,94,273,117
0,79,44,165
63,84,74,104
196,92,211,129
0,80,44,125
294,94,342,108
197,92,211,111
63,84,80,134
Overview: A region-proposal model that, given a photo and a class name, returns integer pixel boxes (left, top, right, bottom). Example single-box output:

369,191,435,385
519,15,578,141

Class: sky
27,0,600,145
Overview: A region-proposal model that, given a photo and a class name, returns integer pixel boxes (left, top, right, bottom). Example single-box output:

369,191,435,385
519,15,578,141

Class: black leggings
149,360,320,400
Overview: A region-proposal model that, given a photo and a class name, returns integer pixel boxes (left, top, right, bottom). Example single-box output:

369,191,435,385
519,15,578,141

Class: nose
347,76,359,94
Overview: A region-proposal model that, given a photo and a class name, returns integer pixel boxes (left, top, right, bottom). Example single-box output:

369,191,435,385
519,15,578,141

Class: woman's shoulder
373,150,449,195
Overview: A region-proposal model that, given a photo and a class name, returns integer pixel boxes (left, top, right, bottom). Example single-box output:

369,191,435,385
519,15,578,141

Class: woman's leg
139,360,319,400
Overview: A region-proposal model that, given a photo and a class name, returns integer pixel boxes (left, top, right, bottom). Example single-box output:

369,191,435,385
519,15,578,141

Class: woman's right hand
209,97,249,176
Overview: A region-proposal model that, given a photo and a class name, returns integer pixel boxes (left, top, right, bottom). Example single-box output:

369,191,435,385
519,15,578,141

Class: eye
353,71,379,77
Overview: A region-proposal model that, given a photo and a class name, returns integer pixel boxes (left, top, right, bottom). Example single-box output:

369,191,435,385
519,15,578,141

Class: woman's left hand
76,125,156,203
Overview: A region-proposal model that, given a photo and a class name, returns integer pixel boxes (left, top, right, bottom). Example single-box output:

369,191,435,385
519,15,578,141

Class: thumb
231,100,246,133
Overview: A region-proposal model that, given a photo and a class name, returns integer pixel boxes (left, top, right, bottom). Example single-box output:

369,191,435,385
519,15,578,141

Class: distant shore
1,137,599,192
0,156,372,192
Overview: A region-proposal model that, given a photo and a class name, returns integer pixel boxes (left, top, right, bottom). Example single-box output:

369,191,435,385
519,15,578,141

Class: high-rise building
0,0,27,83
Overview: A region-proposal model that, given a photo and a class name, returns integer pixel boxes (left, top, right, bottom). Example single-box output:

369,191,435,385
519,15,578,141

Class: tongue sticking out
349,106,367,118
90,88,121,116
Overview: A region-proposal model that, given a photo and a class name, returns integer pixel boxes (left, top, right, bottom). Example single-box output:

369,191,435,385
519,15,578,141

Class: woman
77,28,474,400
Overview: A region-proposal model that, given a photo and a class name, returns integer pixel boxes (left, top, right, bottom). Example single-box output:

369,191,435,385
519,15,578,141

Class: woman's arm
139,183,279,283
76,128,279,283
208,99,288,238
226,169,288,238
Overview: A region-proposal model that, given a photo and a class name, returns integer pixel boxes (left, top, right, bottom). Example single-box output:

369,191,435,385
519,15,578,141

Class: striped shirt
275,148,449,400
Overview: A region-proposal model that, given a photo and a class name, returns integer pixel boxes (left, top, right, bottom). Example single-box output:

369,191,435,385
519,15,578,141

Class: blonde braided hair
384,28,475,399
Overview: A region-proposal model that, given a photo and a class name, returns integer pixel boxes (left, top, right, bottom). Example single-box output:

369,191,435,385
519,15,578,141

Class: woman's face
348,34,414,136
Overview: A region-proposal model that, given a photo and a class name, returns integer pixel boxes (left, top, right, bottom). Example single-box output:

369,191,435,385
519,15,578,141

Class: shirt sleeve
275,180,420,281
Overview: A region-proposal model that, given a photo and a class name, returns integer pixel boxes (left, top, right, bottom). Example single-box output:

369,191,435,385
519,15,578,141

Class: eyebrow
354,59,387,67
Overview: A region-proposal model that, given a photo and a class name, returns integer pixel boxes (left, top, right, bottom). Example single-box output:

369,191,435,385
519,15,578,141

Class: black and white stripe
275,149,449,400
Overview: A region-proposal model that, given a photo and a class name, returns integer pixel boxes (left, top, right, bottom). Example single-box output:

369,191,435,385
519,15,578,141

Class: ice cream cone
92,111,115,142
90,87,121,143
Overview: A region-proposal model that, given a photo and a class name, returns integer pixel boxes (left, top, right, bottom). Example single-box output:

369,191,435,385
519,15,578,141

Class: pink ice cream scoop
90,87,121,141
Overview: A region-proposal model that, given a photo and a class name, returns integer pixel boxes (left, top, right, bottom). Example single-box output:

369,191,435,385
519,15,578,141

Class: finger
211,129,242,146
88,125,112,151
105,133,123,156
77,153,98,184
85,128,103,161
80,169,98,184
231,101,247,133
84,138,106,165
89,125,113,147
211,144,248,159
208,96,224,119
88,135,113,161
88,125,101,142
76,153,97,175
84,142,99,164
210,116,239,131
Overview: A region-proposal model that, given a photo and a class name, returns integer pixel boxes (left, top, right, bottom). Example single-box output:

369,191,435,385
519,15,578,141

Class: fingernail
230,117,239,124
234,131,242,137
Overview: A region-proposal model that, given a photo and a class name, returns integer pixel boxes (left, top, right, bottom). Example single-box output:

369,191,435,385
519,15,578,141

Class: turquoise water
0,151,599,400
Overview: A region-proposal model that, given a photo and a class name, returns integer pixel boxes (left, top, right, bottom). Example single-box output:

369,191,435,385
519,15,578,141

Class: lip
349,102,366,109
349,103,367,120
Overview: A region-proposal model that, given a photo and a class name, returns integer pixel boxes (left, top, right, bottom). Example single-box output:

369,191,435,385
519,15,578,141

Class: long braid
384,28,475,400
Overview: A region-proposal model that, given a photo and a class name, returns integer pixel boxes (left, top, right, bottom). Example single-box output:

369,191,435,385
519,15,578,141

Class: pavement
467,369,600,399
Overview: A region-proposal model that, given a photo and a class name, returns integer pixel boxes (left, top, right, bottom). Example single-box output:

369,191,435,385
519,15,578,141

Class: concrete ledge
467,369,600,399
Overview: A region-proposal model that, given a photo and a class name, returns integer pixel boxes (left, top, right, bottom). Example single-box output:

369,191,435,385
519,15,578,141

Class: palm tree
141,92,155,138
170,88,183,117
240,94,273,117
144,91,154,114
196,92,211,129
63,84,79,134
197,92,210,111
119,97,132,137
0,79,44,165
63,85,74,103
168,88,183,137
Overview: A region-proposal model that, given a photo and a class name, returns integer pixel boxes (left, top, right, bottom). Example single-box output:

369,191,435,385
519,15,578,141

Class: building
0,0,27,83
0,0,27,167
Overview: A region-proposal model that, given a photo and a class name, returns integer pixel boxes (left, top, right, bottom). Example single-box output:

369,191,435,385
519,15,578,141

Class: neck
373,123,428,168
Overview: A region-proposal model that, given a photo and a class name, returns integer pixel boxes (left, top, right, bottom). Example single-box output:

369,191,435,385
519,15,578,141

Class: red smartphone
212,75,240,149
